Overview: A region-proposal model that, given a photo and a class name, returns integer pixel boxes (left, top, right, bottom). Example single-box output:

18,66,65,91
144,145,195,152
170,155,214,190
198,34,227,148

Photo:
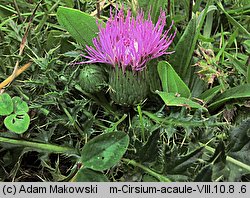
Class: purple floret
82,8,176,72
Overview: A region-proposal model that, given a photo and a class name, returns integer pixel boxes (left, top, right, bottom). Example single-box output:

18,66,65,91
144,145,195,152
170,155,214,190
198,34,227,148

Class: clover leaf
0,93,13,116
4,112,30,134
12,96,29,113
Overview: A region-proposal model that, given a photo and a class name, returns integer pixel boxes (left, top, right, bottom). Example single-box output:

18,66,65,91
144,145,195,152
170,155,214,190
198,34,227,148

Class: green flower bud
79,64,107,93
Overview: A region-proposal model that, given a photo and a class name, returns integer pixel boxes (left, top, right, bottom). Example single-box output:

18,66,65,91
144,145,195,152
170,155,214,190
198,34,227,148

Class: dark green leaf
228,120,250,171
164,147,204,175
229,144,250,170
208,142,226,164
165,174,189,182
194,165,212,181
147,60,162,92
229,119,250,152
142,174,159,182
226,163,249,181
72,168,109,182
207,142,229,181
81,132,129,171
204,122,250,181
138,131,160,163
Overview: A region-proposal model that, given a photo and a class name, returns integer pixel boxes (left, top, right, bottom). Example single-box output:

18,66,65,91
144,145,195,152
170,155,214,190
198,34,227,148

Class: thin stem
200,143,250,172
122,158,171,182
106,114,127,132
13,0,23,22
7,1,40,89
0,137,79,155
0,62,32,90
96,0,101,19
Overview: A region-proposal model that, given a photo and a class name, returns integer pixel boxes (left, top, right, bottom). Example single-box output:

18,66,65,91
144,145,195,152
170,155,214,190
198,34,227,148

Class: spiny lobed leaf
164,147,204,177
138,131,161,163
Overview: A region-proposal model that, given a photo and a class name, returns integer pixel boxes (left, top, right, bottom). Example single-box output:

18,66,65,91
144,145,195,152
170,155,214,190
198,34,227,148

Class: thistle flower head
82,8,176,72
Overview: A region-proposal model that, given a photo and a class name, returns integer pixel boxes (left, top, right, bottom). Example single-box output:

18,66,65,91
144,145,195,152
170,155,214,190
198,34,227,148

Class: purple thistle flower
81,8,176,72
